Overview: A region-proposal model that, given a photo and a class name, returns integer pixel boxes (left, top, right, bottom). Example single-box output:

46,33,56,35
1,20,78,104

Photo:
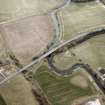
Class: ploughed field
57,1,105,41
34,64,96,105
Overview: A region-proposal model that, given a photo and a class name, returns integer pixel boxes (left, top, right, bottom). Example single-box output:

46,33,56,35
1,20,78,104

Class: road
47,27,105,75
0,26,105,85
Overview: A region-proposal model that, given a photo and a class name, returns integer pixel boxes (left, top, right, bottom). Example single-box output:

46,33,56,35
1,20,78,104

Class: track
0,26,105,85
1,0,105,89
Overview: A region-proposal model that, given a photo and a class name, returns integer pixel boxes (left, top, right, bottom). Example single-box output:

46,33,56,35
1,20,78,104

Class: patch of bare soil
70,75,88,89
0,15,53,65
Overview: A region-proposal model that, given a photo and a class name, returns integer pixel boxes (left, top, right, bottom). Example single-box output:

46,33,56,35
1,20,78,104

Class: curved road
48,0,70,49
0,26,105,86
47,27,105,75
0,0,105,99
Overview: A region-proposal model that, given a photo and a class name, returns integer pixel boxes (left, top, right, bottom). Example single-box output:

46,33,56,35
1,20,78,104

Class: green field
34,65,96,105
58,1,105,40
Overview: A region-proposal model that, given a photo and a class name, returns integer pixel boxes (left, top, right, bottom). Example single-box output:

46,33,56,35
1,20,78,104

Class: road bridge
0,26,105,85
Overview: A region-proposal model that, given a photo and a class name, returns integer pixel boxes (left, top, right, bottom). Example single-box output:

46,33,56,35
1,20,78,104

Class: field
38,0,65,13
0,96,6,105
0,33,7,59
34,65,96,105
71,33,105,70
53,50,78,70
0,75,39,105
57,1,105,40
101,0,105,4
70,74,88,88
42,32,105,72
0,15,53,65
0,27,40,105
0,0,65,22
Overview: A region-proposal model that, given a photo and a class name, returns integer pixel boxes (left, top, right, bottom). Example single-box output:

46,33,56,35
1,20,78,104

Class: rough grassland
34,65,95,105
58,1,105,40
0,15,53,65
0,75,39,105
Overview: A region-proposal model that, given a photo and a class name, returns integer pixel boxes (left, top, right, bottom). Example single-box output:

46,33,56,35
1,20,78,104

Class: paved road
0,26,105,85
47,27,105,94
47,27,105,75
